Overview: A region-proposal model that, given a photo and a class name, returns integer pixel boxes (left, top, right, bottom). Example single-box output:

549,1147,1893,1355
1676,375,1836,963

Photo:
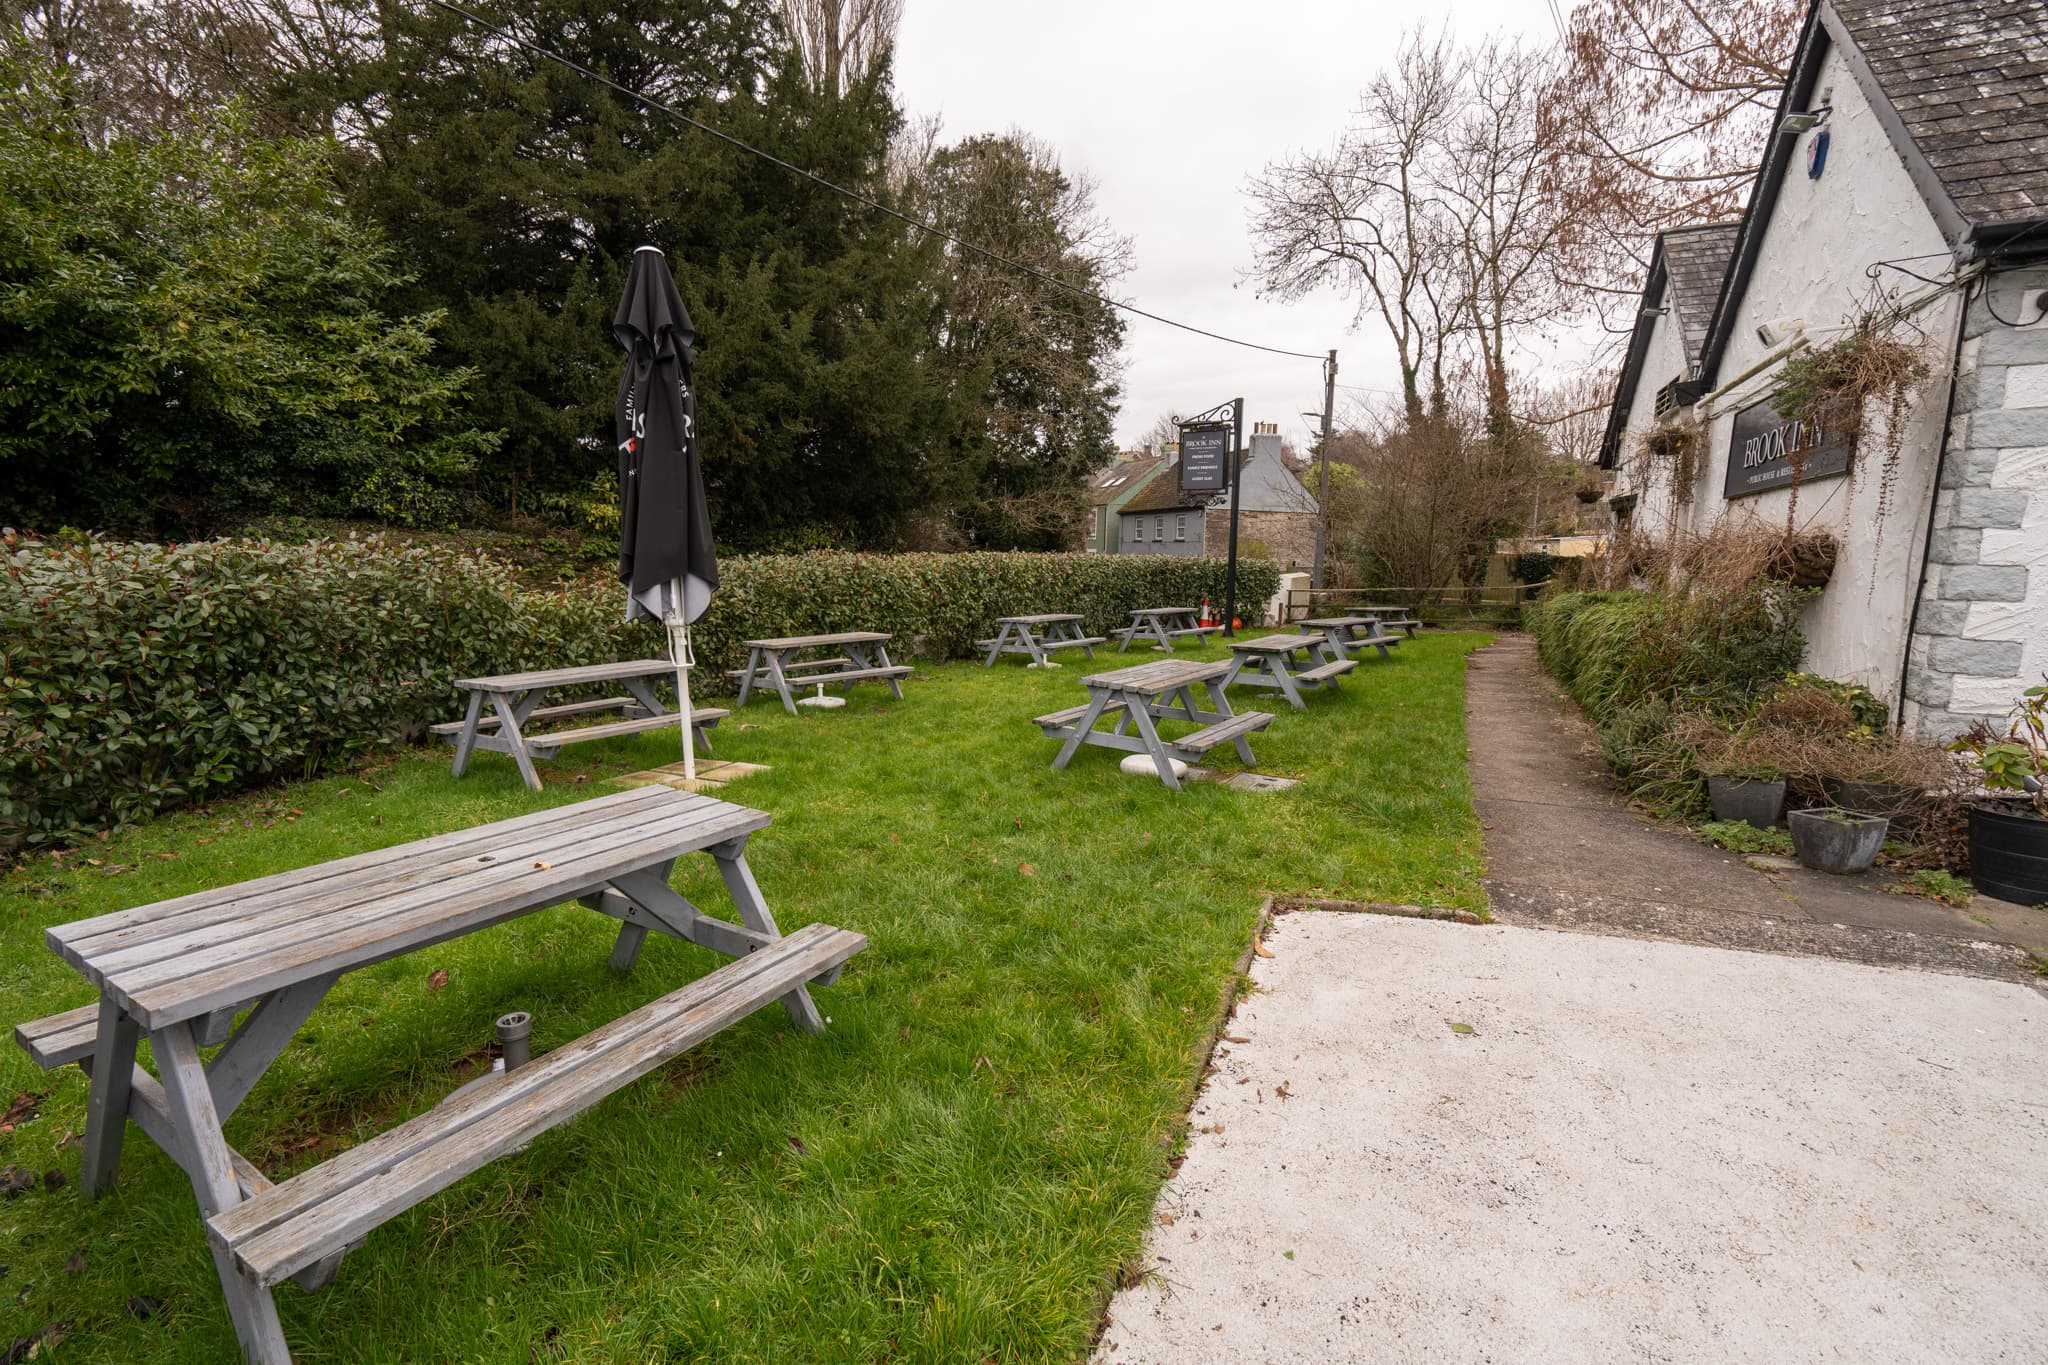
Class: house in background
1116,422,1320,570
1600,0,2048,739
1083,451,1167,552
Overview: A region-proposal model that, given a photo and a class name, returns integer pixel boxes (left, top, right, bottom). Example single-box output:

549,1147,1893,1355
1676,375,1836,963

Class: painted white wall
1612,308,1691,524
1686,40,1960,709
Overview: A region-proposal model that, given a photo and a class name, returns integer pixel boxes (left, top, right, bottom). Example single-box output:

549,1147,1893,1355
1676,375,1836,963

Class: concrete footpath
1094,912,2048,1364
1469,634,2046,977
1096,637,2048,1362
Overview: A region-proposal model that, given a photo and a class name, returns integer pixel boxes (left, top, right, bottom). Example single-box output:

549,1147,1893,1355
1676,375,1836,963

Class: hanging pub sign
1723,395,1853,499
1179,422,1230,494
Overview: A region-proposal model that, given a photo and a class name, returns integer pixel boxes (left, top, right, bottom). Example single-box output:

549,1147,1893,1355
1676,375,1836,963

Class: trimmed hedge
1529,585,1806,720
1,534,1276,847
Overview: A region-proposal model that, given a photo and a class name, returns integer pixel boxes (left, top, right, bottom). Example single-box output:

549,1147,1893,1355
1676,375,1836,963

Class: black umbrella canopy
615,245,717,624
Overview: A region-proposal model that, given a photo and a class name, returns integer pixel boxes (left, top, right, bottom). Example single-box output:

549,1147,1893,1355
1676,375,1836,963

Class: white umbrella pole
667,612,696,782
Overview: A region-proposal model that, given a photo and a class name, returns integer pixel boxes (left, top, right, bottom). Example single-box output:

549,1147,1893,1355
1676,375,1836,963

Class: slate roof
1660,223,1742,369
1833,0,2048,232
1119,468,1211,514
1087,456,1162,507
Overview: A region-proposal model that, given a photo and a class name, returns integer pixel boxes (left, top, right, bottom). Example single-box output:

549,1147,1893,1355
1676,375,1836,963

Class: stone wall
1903,266,2048,739
1207,510,1318,572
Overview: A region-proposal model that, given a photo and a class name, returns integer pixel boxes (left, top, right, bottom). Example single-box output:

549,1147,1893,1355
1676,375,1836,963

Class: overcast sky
892,0,1561,452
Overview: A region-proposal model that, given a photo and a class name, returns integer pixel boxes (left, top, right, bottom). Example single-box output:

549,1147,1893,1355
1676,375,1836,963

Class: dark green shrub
1512,550,1554,585
1,535,1278,847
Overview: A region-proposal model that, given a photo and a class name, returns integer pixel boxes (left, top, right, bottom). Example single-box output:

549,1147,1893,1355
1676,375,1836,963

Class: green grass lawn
0,632,1489,1362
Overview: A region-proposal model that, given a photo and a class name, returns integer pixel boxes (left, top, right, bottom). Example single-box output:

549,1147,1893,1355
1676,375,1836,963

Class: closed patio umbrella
614,245,718,779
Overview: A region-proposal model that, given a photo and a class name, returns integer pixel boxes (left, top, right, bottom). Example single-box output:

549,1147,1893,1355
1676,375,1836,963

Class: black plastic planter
1968,804,2048,906
1708,776,1786,830
1788,808,1888,875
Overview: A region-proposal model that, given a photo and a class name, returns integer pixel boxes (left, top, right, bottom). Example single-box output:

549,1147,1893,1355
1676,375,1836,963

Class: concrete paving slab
1096,911,2048,1365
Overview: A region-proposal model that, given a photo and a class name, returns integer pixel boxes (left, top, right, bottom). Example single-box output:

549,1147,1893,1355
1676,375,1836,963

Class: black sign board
1723,396,1853,499
1179,424,1230,494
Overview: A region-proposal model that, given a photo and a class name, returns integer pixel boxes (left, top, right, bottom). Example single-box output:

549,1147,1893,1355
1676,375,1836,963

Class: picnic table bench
1035,658,1272,791
979,614,1105,667
437,660,727,792
1114,606,1221,652
1356,606,1422,638
14,787,862,1365
1298,615,1402,661
1223,632,1356,711
728,632,912,715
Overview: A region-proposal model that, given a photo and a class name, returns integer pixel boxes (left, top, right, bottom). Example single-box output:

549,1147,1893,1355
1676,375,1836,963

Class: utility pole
1313,348,1336,589
1223,397,1245,637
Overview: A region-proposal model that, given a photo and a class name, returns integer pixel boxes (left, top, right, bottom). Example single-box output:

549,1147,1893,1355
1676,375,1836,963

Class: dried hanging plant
1769,298,1933,556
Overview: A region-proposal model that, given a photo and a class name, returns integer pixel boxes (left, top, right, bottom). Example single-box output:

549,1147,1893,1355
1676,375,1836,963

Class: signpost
1177,398,1244,635
1723,396,1853,499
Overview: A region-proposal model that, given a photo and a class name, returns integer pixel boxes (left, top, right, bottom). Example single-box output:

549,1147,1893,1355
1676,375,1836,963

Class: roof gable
1661,224,1742,368
1087,456,1163,507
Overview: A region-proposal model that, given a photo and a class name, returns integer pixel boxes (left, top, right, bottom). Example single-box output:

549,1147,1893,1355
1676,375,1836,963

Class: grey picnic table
1114,606,1221,652
979,613,1106,667
12,786,863,1365
1298,615,1402,661
440,660,728,792
728,631,912,715
1222,632,1357,711
1355,605,1423,638
1035,658,1273,791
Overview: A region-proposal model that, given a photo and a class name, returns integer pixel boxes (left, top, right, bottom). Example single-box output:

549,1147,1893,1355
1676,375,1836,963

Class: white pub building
1601,0,2048,739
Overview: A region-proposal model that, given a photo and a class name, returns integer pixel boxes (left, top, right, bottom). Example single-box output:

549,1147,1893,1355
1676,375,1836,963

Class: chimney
1248,423,1282,464
1162,440,1180,466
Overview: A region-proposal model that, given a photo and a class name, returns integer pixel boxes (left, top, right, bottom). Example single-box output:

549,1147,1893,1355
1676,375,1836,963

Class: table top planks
741,632,891,649
454,659,682,692
994,613,1084,625
1297,616,1382,629
1081,658,1234,692
1128,606,1198,617
48,788,770,1031
1229,633,1325,653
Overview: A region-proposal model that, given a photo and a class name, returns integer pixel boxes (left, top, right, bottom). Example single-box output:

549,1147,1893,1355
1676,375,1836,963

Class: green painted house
1083,453,1166,553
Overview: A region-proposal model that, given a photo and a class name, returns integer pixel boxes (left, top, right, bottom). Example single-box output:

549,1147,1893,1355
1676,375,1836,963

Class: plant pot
1967,803,2048,905
1708,776,1786,830
1825,778,1920,820
1787,808,1888,875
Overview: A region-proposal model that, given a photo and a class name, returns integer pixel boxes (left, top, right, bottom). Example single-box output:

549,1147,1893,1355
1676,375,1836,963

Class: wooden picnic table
1034,658,1272,791
439,660,728,792
728,632,912,715
1223,632,1357,711
14,787,863,1365
1297,615,1402,661
979,614,1106,667
1114,606,1221,652
1354,606,1422,637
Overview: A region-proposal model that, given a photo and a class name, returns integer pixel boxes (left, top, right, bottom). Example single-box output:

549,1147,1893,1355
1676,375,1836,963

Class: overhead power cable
416,0,1328,362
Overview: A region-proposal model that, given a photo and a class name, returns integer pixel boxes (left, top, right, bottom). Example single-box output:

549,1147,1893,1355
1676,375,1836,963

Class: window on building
1154,516,1165,541
1129,518,1142,542
1175,515,1186,542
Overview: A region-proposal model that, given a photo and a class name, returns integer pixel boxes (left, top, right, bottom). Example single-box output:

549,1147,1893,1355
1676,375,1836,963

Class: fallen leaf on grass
41,1170,64,1192
1018,862,1036,877
1,1167,35,1197
61,1253,83,1274
1447,1021,1476,1036
426,969,449,993
787,1135,808,1157
149,851,178,861
1,1091,46,1131
126,1296,162,1322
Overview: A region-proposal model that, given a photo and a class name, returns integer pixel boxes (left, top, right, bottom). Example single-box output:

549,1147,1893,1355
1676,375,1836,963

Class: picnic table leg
487,691,544,791
735,647,761,707
1123,702,1184,792
874,643,906,699
203,976,339,1120
1205,679,1259,764
983,623,1009,668
709,839,826,1035
603,858,674,971
154,1022,293,1364
80,996,139,1196
1270,656,1309,711
1117,622,1135,652
1052,691,1113,770
1149,617,1173,651
449,690,485,779
765,650,800,716
625,677,712,755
